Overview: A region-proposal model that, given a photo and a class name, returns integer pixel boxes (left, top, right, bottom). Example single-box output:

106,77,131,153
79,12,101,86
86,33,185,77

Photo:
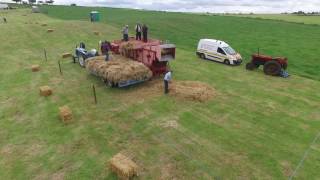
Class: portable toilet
90,11,100,22
32,6,40,13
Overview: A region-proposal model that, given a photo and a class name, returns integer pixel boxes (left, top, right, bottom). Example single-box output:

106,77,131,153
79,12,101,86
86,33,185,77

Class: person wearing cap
164,70,172,94
122,25,129,42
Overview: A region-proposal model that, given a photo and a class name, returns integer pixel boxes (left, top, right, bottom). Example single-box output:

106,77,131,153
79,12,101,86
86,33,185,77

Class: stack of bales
86,55,152,85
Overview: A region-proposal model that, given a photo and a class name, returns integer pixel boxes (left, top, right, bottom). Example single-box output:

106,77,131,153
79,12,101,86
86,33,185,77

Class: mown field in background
41,5,320,81
0,7,320,179
231,14,320,25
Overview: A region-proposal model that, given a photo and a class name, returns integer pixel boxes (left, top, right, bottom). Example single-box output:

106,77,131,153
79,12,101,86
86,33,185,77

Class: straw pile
39,86,52,97
109,153,138,180
120,43,134,57
169,81,215,102
31,65,40,72
41,23,47,26
59,106,73,123
62,53,72,59
47,29,54,33
86,55,152,84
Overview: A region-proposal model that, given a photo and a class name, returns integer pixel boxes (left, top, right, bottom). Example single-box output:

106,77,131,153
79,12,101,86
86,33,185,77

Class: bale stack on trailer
86,55,152,87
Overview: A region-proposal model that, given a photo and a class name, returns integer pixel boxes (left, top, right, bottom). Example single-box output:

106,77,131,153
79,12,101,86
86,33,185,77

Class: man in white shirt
122,25,129,41
164,71,172,94
135,23,142,41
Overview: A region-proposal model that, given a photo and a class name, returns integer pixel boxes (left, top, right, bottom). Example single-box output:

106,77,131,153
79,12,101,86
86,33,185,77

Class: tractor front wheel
264,61,281,76
246,62,256,70
78,55,86,68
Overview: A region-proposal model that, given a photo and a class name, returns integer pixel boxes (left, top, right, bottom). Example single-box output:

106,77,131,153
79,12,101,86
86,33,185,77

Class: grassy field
40,6,320,81
231,14,320,25
0,7,320,179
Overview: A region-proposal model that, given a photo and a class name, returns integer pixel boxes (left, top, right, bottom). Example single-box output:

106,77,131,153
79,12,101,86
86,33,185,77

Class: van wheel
200,53,206,59
224,59,230,65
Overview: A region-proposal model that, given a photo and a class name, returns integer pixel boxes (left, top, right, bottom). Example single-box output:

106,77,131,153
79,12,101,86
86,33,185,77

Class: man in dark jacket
142,24,148,42
135,23,142,41
3,17,7,23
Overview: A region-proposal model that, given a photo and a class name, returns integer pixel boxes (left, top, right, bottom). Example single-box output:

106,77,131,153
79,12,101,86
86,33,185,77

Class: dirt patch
86,55,152,85
169,81,215,102
115,79,162,103
51,171,65,180
280,160,293,177
93,31,100,35
160,163,179,180
1,144,14,156
109,153,139,180
161,120,179,129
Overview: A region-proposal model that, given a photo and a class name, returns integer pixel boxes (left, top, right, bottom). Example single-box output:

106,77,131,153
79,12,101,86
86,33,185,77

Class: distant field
41,6,320,81
232,14,320,25
1,7,320,179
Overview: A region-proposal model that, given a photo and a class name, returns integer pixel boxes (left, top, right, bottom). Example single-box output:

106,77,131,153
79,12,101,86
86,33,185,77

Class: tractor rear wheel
264,61,281,76
78,55,86,68
246,62,256,70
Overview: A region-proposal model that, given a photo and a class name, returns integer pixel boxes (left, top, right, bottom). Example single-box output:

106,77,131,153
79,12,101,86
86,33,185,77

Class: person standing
101,41,111,61
3,17,7,23
164,71,172,94
122,25,129,42
135,23,142,41
142,24,148,42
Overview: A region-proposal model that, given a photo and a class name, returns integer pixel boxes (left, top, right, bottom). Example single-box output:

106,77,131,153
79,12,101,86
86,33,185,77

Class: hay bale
41,23,47,26
170,81,215,102
62,53,72,59
109,153,138,180
47,29,54,33
59,106,73,123
39,86,52,97
93,31,100,35
85,55,152,84
31,65,40,72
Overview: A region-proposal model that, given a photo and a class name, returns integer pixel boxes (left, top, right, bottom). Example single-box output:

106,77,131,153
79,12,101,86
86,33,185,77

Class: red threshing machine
110,38,176,76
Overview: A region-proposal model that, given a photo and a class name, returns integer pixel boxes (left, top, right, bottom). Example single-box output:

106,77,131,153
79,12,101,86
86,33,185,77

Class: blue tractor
73,42,99,67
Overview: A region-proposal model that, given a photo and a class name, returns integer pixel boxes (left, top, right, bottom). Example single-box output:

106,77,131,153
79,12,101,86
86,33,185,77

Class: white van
196,39,242,65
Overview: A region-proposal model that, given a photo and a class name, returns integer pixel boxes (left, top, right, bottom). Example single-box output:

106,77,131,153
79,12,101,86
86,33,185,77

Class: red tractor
246,53,288,76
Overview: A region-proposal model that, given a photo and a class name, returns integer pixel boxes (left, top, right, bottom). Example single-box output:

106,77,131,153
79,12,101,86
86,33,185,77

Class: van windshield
223,46,236,55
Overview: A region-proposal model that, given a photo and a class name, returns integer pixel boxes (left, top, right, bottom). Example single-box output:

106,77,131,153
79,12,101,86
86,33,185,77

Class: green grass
0,7,320,179
230,14,320,25
40,5,320,81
